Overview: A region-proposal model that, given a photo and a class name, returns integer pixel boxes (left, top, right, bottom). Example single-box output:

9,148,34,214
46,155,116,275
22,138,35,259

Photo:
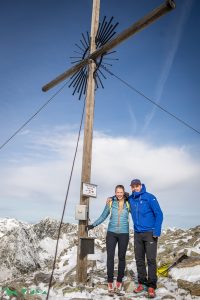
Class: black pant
134,232,158,289
106,231,129,283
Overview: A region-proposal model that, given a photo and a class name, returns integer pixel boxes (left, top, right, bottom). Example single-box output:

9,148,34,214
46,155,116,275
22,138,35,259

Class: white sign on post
82,182,97,198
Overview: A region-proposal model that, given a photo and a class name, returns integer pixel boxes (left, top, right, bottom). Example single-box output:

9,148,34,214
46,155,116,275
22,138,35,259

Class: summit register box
75,204,88,220
80,237,95,256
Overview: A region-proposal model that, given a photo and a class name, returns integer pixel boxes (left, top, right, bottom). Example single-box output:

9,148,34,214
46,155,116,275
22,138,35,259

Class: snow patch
170,265,200,282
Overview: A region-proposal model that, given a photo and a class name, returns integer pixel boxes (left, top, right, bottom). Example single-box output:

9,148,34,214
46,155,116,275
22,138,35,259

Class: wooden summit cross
42,0,175,284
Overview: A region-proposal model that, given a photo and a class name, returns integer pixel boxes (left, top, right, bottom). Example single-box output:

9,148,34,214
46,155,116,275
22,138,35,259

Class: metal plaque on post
82,182,97,198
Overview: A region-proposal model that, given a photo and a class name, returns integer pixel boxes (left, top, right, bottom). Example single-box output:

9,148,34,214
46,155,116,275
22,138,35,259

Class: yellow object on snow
157,254,188,277
157,264,170,277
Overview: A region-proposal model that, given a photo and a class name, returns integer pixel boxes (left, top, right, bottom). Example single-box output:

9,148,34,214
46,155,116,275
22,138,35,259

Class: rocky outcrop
157,225,200,267
0,218,78,282
0,218,40,279
177,256,200,268
32,217,77,240
177,279,200,296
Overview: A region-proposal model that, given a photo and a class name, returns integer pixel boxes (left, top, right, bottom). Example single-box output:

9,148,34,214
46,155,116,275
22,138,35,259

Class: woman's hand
87,224,94,230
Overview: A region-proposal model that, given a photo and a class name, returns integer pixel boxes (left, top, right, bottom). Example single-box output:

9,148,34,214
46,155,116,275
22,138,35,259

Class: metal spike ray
68,16,119,99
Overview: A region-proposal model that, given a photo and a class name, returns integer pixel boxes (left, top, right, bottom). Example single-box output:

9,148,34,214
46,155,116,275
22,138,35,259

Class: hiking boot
108,282,114,294
115,281,122,294
133,283,146,293
148,287,156,298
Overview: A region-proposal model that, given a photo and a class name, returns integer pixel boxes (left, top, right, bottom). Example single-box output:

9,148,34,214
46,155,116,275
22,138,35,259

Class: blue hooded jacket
92,196,129,234
129,184,163,236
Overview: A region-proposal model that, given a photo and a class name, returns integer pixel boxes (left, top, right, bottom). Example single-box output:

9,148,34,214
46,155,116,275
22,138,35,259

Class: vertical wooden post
76,0,100,284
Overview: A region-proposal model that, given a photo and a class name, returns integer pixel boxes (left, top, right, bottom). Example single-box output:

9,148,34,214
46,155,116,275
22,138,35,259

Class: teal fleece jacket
92,196,129,234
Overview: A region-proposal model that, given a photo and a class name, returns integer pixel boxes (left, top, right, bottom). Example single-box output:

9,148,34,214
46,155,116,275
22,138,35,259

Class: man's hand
124,192,129,199
87,224,94,230
106,197,112,205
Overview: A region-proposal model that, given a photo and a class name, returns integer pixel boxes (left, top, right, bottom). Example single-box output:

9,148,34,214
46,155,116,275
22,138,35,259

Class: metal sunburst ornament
68,16,119,99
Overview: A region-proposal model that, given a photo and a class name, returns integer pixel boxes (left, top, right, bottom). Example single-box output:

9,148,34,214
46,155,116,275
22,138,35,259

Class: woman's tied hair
115,185,125,192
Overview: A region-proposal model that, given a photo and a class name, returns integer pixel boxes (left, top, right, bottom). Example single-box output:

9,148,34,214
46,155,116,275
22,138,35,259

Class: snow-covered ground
0,218,200,299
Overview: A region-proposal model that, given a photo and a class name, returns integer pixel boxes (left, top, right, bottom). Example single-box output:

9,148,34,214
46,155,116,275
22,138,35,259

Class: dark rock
177,256,200,268
33,272,54,285
161,295,176,299
177,279,200,296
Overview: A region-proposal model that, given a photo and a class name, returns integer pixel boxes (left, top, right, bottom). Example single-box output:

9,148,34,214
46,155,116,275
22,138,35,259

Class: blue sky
0,0,200,229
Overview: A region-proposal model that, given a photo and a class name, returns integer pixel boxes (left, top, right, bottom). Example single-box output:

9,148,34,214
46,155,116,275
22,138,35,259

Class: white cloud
92,132,198,189
0,127,199,228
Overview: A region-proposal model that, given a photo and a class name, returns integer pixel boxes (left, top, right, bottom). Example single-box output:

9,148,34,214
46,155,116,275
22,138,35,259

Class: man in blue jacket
129,179,163,298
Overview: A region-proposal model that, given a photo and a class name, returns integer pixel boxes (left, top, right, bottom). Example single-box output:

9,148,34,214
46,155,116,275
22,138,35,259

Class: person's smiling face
115,188,124,200
131,184,142,193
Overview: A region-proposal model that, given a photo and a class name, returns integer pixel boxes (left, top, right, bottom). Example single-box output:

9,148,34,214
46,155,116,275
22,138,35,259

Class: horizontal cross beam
42,0,175,92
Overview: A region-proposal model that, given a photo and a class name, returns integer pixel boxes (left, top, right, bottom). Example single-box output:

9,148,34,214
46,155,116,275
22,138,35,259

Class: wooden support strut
42,0,175,92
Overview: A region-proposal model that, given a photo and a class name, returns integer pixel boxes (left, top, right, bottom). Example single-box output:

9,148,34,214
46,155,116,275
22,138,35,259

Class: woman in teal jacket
87,185,130,294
